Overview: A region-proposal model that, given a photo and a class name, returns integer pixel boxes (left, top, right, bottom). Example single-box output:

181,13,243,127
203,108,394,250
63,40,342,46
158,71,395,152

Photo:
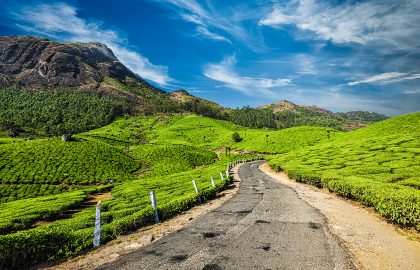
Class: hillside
0,36,151,91
254,100,388,131
0,36,389,137
0,112,418,267
267,112,420,229
0,114,335,195
0,36,225,135
170,90,227,119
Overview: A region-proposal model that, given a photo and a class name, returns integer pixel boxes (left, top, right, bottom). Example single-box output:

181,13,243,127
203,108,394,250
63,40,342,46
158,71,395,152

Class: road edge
41,164,244,270
259,162,420,270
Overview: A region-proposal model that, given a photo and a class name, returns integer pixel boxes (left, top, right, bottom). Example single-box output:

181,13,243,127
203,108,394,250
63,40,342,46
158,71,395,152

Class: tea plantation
0,112,418,267
267,113,420,229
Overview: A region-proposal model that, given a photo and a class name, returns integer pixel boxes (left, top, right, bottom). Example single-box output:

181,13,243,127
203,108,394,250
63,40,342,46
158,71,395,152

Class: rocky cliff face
0,36,151,90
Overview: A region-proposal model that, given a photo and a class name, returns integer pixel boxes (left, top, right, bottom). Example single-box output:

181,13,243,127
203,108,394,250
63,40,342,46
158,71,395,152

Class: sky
0,0,419,116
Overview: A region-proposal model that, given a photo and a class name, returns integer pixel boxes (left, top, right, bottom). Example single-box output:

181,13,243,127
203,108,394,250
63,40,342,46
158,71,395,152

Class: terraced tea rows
0,139,138,185
0,158,246,267
130,144,217,177
268,113,420,229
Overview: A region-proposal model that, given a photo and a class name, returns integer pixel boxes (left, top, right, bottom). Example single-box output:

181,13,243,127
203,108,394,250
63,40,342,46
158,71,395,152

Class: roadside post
220,171,224,181
150,191,159,223
226,170,230,178
210,177,215,187
192,180,202,203
93,201,101,248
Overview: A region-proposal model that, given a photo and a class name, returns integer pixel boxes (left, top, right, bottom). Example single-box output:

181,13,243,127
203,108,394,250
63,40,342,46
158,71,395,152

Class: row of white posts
93,157,264,248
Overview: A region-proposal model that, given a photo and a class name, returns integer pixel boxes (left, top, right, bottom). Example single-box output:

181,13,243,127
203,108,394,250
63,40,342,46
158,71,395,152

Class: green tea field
267,113,420,229
0,112,419,268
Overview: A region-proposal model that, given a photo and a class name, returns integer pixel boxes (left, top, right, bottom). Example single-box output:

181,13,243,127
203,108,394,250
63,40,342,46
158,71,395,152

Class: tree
232,132,242,142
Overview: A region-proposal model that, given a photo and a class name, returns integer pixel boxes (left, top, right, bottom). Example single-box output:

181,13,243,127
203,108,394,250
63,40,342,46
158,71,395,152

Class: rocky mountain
0,36,387,135
0,36,152,91
0,36,228,135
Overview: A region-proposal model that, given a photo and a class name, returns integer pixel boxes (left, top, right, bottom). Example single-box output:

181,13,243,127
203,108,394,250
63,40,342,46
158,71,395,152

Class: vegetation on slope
0,138,138,185
0,158,245,267
229,103,387,131
0,112,417,267
146,114,338,154
130,144,217,177
267,113,420,229
0,88,133,136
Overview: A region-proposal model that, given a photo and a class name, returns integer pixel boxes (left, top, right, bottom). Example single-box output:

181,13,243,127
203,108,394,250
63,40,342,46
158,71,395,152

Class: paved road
98,161,355,270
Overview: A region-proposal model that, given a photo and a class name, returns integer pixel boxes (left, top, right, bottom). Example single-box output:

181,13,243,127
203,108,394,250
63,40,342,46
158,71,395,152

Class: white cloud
294,54,316,75
11,3,172,86
203,55,292,97
155,0,254,46
348,72,420,86
403,89,420,94
196,26,231,43
260,0,420,52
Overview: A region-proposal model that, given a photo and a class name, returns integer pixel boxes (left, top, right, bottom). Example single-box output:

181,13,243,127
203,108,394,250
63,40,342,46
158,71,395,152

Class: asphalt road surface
98,161,355,270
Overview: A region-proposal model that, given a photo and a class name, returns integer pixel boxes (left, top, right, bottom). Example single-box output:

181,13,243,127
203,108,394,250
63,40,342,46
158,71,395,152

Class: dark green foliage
0,88,133,135
274,108,348,129
229,106,276,129
228,106,385,131
232,132,242,142
179,99,227,120
337,111,388,122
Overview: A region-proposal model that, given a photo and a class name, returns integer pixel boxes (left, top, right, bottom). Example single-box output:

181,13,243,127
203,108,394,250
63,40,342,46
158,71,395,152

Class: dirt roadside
41,165,242,270
259,163,420,270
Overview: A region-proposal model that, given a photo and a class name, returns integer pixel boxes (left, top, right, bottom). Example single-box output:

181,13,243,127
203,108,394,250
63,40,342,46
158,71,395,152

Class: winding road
97,161,355,270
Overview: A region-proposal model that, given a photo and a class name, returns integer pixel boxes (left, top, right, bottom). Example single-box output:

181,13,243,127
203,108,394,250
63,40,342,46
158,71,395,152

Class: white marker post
93,201,101,248
226,170,230,178
192,180,202,203
220,171,224,181
150,191,159,223
210,177,215,188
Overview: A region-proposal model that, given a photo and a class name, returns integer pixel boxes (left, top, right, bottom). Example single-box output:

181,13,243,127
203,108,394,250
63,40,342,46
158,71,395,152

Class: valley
0,36,418,269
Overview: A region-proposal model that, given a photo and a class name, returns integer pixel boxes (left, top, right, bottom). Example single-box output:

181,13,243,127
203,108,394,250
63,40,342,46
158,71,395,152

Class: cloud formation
155,0,256,46
10,2,172,86
203,55,292,97
260,0,420,52
348,72,420,86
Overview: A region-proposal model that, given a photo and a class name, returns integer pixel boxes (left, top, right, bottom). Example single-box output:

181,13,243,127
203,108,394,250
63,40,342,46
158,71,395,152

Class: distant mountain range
0,36,386,135
259,100,388,128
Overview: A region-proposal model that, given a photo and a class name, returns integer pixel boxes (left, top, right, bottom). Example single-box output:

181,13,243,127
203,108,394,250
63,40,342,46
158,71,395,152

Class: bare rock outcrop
0,36,150,90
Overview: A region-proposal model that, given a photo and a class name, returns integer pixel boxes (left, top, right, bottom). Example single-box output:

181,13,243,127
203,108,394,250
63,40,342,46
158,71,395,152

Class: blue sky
1,0,419,115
